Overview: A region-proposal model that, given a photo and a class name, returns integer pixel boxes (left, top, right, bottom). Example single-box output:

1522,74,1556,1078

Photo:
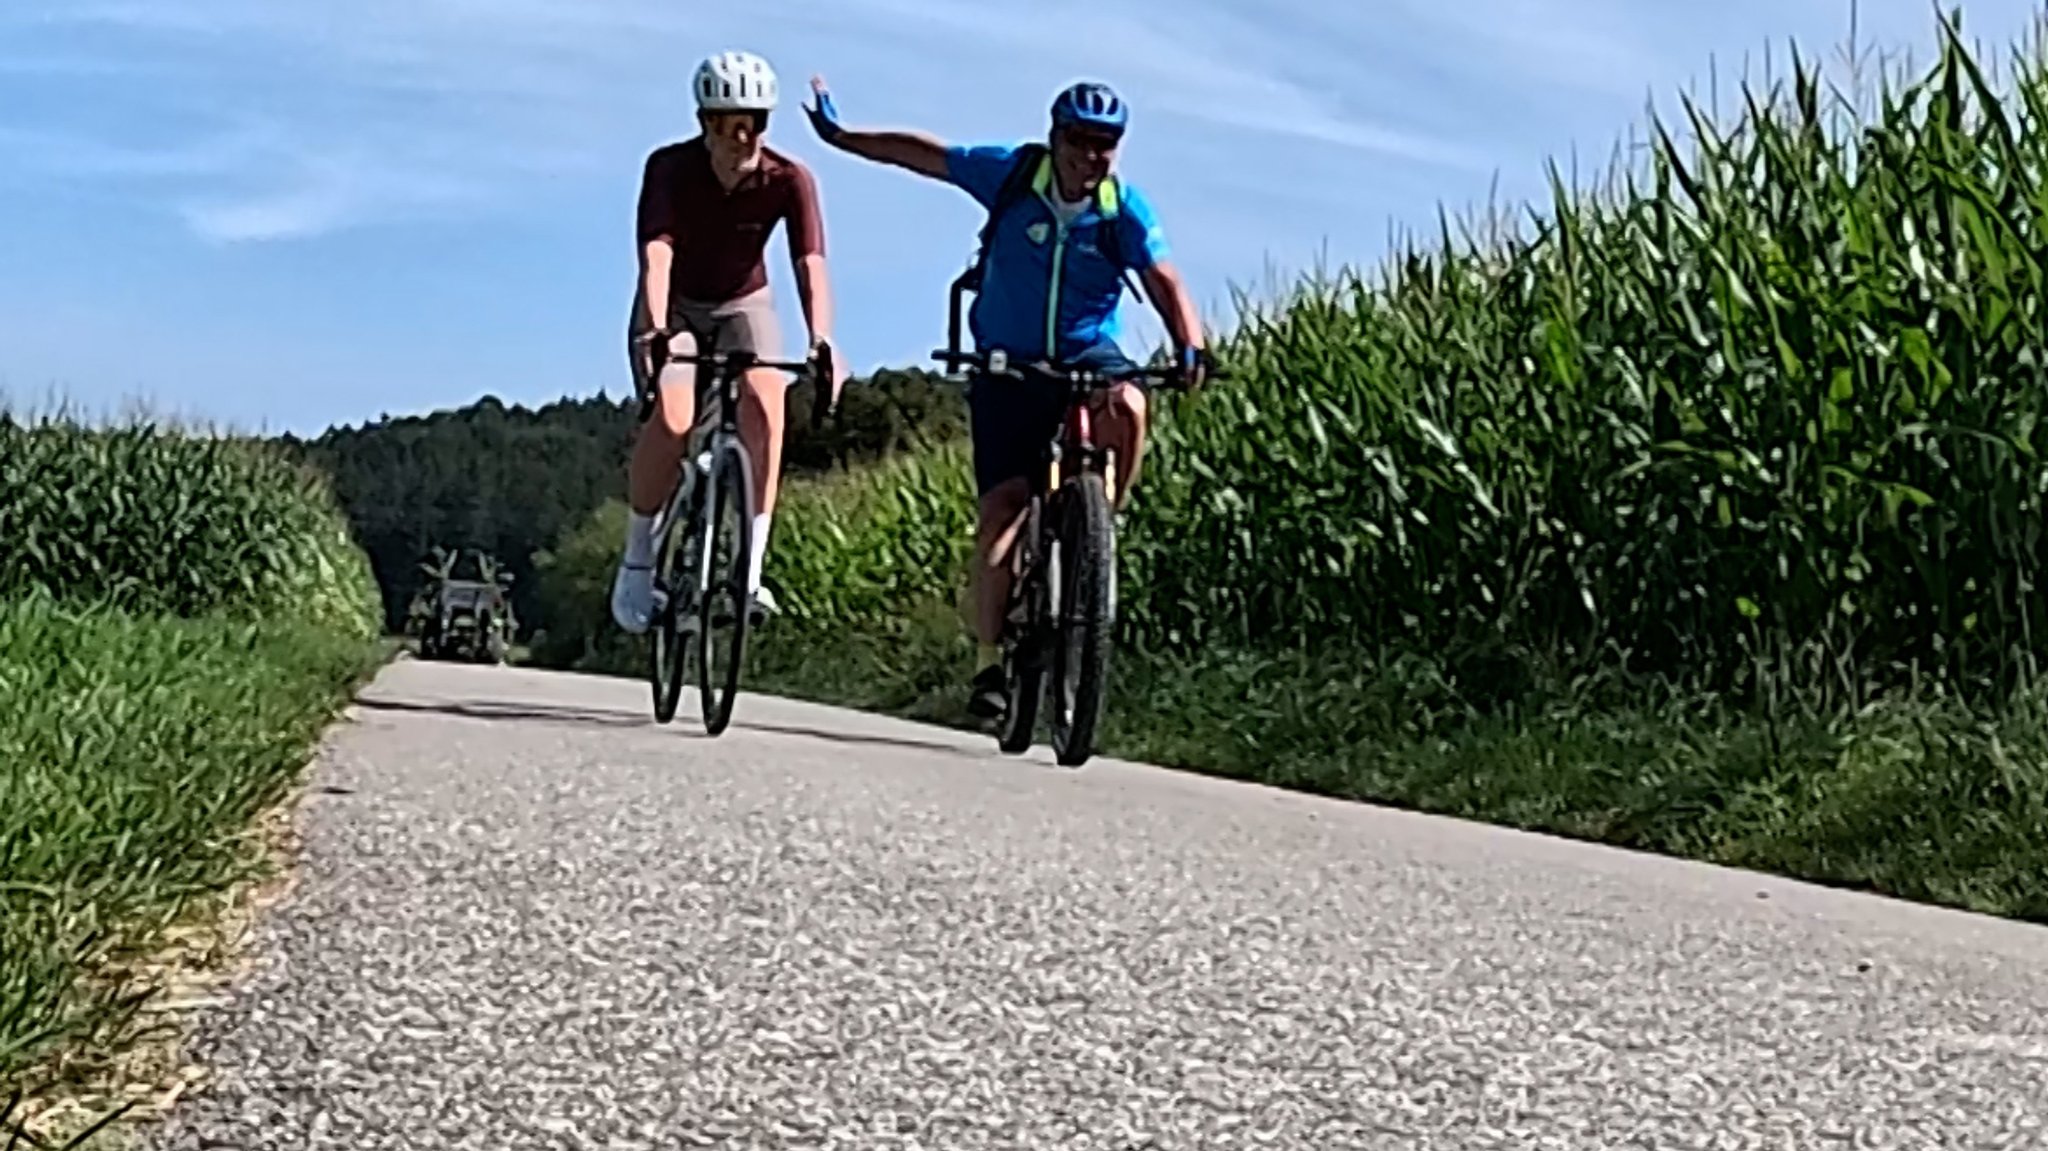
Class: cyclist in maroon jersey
614,49,846,635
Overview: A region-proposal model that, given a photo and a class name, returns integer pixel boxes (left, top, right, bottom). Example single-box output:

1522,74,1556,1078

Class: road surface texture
146,659,2048,1149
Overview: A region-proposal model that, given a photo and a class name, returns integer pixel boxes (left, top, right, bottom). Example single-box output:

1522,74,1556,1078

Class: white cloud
847,0,1486,168
21,0,2029,253
180,184,352,244
1380,0,1672,100
1,0,1516,251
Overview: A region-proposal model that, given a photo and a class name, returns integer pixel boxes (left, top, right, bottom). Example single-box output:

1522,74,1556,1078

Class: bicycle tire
648,480,699,725
995,496,1047,755
696,441,755,736
1049,471,1116,767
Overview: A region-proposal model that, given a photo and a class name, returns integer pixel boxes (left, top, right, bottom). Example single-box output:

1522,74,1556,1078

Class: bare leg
612,344,699,632
1090,382,1149,509
738,367,786,516
628,365,698,515
973,479,1032,651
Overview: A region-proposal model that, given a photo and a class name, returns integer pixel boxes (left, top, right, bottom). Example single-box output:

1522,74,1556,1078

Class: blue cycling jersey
941,142,1172,363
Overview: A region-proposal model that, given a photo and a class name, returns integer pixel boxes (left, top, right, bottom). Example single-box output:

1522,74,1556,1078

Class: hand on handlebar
1177,344,1215,391
632,327,670,394
808,335,843,431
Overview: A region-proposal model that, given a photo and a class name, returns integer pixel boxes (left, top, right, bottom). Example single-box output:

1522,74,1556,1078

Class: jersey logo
1026,221,1050,245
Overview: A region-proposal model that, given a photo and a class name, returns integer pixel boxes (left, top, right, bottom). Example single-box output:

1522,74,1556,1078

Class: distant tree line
276,369,968,637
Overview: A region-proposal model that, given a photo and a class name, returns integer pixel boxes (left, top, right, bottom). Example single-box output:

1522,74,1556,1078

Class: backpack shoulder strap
985,143,1048,239
964,143,1049,291
1093,174,1151,305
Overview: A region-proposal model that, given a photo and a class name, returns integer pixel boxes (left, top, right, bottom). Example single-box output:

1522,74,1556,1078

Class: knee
741,372,786,426
651,377,696,439
1092,382,1145,434
1112,382,1148,428
976,483,1027,541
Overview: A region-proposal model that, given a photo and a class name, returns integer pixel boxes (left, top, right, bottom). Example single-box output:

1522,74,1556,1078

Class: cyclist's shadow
351,696,647,730
352,695,992,759
727,717,988,760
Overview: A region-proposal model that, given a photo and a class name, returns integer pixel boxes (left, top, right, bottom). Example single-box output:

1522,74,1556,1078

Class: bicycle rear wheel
1049,471,1116,767
695,441,755,736
648,482,699,725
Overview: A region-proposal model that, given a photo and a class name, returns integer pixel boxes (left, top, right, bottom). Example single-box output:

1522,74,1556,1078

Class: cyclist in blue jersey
802,74,1212,718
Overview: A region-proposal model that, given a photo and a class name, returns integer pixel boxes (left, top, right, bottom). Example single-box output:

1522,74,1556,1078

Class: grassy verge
736,604,2048,923
1,598,386,1134
1,405,386,1138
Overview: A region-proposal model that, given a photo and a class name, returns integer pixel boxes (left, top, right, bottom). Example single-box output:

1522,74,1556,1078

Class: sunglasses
703,110,769,137
1059,125,1122,153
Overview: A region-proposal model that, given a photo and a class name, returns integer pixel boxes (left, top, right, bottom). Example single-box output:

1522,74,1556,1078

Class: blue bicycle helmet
1050,81,1128,135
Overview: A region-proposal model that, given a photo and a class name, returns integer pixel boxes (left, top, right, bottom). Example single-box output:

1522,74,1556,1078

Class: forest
277,366,968,637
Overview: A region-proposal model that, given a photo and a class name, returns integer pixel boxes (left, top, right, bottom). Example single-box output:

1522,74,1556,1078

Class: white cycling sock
746,511,772,593
624,510,657,567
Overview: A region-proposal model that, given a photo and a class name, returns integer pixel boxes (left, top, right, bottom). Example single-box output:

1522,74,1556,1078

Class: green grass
0,405,385,1134
0,598,384,1099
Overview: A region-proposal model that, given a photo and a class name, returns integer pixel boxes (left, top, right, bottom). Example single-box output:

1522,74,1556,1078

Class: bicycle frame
637,325,827,732
654,341,820,587
646,336,827,505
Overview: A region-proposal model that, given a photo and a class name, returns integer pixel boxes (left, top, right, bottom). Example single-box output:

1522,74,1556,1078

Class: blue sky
1,0,2040,436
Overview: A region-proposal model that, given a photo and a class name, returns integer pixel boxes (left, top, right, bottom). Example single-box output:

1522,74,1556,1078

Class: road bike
931,340,1203,767
636,333,834,735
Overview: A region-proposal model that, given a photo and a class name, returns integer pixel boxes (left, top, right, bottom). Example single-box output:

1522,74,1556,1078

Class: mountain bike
931,344,1201,767
637,334,834,735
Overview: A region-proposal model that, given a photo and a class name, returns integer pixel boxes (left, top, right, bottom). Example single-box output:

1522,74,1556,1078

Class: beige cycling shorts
626,284,785,417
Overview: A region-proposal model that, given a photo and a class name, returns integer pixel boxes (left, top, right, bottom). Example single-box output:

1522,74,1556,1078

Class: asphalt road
146,659,2048,1149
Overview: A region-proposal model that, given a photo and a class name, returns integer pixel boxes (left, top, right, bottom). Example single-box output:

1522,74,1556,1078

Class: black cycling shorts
966,341,1143,498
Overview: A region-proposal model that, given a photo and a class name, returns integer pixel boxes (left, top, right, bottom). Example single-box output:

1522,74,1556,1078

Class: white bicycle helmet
693,50,779,112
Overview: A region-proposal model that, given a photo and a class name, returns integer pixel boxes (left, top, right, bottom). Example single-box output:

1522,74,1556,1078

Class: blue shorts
966,342,1143,498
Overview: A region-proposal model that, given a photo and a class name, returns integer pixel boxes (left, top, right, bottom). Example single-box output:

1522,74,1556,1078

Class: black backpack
960,142,1148,305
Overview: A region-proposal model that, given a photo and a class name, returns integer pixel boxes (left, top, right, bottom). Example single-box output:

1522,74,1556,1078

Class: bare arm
640,239,674,331
805,77,950,180
794,253,834,347
832,127,950,181
1140,260,1204,352
635,150,677,335
785,164,835,354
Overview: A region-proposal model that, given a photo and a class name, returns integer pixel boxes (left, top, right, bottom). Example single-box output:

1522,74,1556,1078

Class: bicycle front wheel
649,484,699,725
1048,471,1116,767
695,442,755,736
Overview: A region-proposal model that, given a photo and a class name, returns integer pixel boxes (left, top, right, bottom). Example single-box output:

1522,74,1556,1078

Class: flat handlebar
657,347,823,378
929,347,1206,390
635,332,838,429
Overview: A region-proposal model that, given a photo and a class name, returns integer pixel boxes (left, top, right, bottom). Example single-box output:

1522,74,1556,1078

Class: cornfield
0,414,380,638
1104,14,2048,706
767,444,976,636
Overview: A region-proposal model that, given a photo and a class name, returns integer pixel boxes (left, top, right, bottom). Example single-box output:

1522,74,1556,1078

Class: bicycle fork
662,438,719,634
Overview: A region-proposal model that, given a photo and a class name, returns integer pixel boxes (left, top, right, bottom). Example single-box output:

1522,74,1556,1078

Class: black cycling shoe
967,664,1008,719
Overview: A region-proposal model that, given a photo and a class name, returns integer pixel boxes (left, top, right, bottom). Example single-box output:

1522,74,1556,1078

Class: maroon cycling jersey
635,138,824,303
